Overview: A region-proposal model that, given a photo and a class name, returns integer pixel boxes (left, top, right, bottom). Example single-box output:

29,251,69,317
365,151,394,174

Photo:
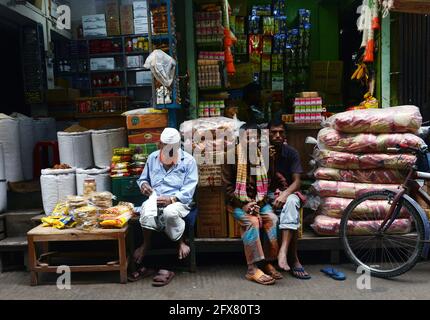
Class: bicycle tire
340,190,426,278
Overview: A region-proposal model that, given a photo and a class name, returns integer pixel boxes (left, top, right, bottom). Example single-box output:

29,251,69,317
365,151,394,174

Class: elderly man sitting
131,128,198,286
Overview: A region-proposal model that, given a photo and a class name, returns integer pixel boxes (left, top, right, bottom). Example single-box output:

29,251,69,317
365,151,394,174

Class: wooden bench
27,225,128,286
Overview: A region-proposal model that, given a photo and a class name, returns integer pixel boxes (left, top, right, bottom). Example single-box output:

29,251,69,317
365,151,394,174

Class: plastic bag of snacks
91,192,114,209
318,197,408,219
67,195,88,209
113,148,134,156
313,149,416,170
314,167,406,184
51,201,69,218
323,105,422,134
311,180,401,199
317,128,425,153
311,215,412,236
72,205,99,230
41,216,76,229
100,202,134,220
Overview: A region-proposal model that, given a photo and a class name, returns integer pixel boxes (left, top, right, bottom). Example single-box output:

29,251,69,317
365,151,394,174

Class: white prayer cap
160,127,181,144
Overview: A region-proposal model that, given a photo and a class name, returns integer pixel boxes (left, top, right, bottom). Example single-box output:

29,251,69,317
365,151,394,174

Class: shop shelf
126,68,149,71
90,68,124,73
125,51,150,55
89,52,123,57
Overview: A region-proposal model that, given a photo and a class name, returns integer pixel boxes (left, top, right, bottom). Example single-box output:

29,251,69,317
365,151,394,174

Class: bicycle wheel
340,190,425,278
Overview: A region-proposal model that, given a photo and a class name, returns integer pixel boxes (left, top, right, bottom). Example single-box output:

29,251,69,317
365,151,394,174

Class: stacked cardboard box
133,1,149,34
125,109,168,155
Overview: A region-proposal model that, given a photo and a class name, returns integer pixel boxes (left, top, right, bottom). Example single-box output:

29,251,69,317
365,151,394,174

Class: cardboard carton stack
125,109,168,157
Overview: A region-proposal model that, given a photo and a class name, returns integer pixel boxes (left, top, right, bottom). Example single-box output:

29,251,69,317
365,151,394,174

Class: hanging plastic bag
144,49,176,87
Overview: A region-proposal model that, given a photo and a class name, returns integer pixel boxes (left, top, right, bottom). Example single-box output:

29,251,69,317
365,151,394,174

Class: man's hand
269,145,277,158
242,202,260,215
157,196,172,207
273,191,289,210
140,182,153,196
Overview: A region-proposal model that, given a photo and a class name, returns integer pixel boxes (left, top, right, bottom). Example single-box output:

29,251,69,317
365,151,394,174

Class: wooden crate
226,205,241,238
196,187,227,238
198,165,222,187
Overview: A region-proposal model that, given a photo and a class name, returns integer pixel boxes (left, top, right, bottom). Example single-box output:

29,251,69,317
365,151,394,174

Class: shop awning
392,0,430,14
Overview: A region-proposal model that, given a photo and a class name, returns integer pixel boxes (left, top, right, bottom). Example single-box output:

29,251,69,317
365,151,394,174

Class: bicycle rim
340,191,425,278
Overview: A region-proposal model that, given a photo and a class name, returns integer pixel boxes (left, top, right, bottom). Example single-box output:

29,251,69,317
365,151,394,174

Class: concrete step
3,210,43,237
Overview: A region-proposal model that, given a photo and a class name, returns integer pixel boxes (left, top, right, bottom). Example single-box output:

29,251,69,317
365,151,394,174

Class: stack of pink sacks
310,106,425,236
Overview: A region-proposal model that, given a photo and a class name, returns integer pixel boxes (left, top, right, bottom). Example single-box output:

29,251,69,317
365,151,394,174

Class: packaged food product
111,162,129,170
317,127,426,153
318,197,408,219
51,201,69,217
324,105,422,134
111,155,132,163
311,180,401,199
311,215,412,236
313,149,417,170
100,211,133,228
314,167,406,184
113,148,134,156
67,195,88,209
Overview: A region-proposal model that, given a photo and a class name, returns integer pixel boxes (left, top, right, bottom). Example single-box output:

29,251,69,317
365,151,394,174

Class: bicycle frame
379,166,430,257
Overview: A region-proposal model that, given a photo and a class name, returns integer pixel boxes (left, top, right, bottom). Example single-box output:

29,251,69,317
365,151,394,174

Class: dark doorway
0,17,26,115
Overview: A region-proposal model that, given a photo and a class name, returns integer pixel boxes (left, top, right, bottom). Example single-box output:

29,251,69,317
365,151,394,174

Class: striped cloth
234,144,269,203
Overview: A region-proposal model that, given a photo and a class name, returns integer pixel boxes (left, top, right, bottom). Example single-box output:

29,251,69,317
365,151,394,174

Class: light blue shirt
137,149,198,205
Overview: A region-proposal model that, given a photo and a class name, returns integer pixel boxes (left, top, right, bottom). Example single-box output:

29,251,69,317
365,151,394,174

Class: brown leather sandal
245,269,276,285
152,269,175,287
263,263,283,280
128,266,155,282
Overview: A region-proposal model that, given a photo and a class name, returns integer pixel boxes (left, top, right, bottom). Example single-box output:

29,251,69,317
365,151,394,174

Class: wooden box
198,165,222,187
126,114,168,130
197,187,227,238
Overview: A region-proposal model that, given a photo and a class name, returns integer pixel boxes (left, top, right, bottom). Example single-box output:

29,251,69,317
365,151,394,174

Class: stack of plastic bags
110,148,133,178
180,117,239,164
310,106,425,236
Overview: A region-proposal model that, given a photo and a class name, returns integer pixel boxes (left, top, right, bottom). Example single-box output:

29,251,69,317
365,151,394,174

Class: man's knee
284,194,300,209
267,212,279,225
163,205,180,220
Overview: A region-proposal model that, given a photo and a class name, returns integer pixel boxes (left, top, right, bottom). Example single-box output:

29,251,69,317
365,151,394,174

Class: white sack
10,113,35,180
0,115,23,182
58,131,94,169
40,168,76,215
91,128,127,167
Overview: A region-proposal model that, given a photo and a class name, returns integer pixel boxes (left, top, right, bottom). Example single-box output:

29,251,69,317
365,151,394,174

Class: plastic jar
83,178,97,198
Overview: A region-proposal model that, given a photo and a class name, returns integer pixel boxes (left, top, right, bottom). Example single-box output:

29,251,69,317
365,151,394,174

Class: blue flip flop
290,267,312,280
320,267,346,281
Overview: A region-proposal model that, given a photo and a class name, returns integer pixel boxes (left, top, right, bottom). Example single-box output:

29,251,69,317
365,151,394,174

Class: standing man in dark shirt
268,118,311,280
237,82,267,125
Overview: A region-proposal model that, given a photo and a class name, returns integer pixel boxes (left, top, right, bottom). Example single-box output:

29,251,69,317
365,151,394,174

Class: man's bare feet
178,241,190,260
277,251,290,272
133,245,146,264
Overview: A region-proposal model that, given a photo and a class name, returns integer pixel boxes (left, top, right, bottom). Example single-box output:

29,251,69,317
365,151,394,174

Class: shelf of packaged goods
128,84,152,88
125,51,150,55
89,68,124,73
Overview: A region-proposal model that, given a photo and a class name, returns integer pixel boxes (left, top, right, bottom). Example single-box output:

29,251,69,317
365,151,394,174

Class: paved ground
2,260,430,300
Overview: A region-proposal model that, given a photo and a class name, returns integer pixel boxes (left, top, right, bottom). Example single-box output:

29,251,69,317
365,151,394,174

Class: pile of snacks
130,153,147,177
100,202,134,228
311,106,425,236
110,148,133,178
92,192,114,209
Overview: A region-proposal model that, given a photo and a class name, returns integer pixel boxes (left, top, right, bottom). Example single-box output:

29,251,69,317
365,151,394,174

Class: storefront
1,0,430,282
